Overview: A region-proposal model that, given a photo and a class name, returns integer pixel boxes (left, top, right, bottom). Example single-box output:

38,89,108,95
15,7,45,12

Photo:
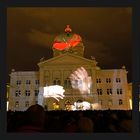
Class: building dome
52,25,84,57
53,33,82,51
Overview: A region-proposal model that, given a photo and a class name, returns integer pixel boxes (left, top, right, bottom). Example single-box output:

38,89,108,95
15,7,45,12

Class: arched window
53,78,61,85
15,101,19,107
53,101,60,110
64,78,71,89
65,100,71,111
75,100,83,110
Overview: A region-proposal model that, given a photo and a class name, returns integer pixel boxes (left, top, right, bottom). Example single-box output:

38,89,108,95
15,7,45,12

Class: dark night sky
7,7,132,82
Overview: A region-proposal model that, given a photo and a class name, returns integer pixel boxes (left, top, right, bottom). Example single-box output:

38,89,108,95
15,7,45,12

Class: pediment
38,53,97,67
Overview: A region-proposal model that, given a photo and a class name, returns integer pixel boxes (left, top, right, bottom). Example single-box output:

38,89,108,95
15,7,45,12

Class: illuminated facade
8,25,132,111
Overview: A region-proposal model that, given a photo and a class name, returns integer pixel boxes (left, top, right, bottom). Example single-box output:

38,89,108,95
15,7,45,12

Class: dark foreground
7,109,132,133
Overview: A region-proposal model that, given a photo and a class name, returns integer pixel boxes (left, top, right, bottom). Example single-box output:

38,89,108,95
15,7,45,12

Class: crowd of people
7,104,132,133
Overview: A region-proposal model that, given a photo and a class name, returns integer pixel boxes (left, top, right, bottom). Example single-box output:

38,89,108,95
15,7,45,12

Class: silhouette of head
25,104,45,127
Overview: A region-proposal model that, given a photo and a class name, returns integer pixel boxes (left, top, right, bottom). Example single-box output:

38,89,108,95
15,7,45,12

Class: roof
38,53,97,67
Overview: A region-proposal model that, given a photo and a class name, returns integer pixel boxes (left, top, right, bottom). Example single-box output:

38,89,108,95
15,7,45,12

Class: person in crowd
16,104,46,132
77,112,94,132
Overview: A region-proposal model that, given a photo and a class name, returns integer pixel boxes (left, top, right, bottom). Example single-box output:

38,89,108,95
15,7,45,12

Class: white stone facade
8,54,131,111
8,71,39,111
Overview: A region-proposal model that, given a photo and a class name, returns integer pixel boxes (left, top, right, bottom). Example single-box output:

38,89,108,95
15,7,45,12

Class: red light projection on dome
53,34,81,51
53,25,82,51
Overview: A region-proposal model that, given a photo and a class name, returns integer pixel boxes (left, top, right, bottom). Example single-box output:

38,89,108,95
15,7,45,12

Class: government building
7,25,132,111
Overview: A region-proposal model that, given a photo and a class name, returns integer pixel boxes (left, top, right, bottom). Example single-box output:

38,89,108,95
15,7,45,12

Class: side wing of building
96,69,131,110
8,71,39,111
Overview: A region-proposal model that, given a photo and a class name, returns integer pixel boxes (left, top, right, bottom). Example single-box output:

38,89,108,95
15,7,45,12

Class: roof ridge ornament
65,25,72,33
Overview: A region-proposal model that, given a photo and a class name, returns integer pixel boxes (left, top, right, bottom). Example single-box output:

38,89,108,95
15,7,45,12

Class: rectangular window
26,80,31,84
64,78,71,88
35,80,39,85
106,78,111,83
119,99,123,105
68,79,72,88
25,101,29,107
120,89,122,94
107,89,109,95
110,89,112,94
53,78,61,85
117,89,123,95
107,89,112,95
35,90,39,96
117,89,119,94
116,78,121,83
96,78,101,83
97,89,102,95
16,80,21,85
25,90,30,96
57,80,61,85
15,90,21,97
